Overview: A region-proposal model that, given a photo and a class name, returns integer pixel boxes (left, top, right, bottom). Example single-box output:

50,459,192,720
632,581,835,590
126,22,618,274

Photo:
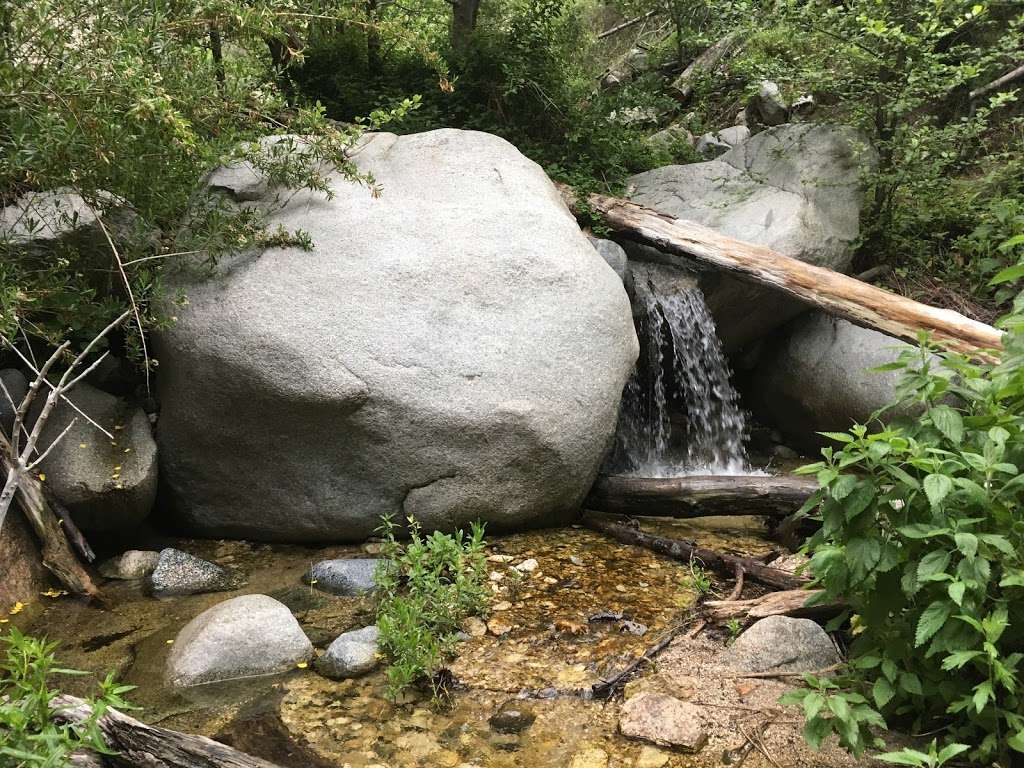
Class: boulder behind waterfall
156,129,638,542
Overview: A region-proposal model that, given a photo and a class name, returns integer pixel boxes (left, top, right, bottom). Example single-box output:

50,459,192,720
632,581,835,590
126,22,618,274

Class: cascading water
613,262,750,477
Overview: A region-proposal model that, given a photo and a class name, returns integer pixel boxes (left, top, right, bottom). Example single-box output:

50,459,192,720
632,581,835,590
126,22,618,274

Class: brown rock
619,692,708,752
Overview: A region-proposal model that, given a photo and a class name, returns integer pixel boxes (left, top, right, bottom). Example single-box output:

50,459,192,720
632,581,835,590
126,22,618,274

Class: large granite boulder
0,512,52,609
725,615,842,674
752,312,918,451
156,129,638,542
625,123,875,352
33,383,157,530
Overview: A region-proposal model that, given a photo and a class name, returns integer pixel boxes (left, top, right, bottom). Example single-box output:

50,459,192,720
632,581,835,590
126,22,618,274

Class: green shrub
786,319,1024,761
374,514,489,700
0,627,135,767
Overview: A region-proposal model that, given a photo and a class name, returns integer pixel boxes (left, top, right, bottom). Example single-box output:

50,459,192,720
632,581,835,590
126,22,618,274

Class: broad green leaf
929,405,963,443
899,524,951,539
924,473,953,508
830,474,859,501
947,581,966,605
1000,569,1024,588
991,262,1024,284
915,601,952,646
942,650,982,670
936,744,970,763
954,532,978,559
977,533,1014,555
917,550,951,582
1008,731,1024,753
877,749,933,765
818,431,854,443
872,676,895,709
900,672,922,696
973,680,993,713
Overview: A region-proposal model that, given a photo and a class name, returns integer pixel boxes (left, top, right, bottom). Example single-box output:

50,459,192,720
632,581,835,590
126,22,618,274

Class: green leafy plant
724,617,743,644
878,740,971,767
1,627,136,767
375,514,489,701
786,325,1024,762
683,561,713,597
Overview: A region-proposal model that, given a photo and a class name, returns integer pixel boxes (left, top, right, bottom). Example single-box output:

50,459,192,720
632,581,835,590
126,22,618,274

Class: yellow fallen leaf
0,618,8,624
9,602,25,615
79,443,87,449
37,473,45,482
166,639,174,645
41,589,68,598
296,661,308,669
114,425,123,430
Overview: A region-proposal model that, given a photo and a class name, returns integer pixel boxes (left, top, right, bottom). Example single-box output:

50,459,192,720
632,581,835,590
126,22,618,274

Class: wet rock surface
150,548,244,597
489,701,537,734
99,549,161,580
304,558,380,596
314,625,380,679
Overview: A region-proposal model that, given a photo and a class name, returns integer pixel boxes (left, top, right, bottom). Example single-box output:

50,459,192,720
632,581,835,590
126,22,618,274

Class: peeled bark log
703,589,840,622
559,185,1003,360
586,474,818,519
671,32,743,101
583,514,808,591
51,695,284,768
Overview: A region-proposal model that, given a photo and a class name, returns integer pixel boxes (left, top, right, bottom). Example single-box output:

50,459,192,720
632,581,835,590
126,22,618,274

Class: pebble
514,558,538,573
493,600,512,611
99,549,160,580
488,701,536,734
314,626,380,679
487,554,514,563
487,617,513,636
462,616,487,637
569,747,608,768
635,746,670,768
619,692,707,752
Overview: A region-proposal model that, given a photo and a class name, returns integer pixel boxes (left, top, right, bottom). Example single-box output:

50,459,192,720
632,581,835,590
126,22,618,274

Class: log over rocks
557,184,1003,359
585,474,818,519
51,695,284,768
703,589,841,623
582,514,808,591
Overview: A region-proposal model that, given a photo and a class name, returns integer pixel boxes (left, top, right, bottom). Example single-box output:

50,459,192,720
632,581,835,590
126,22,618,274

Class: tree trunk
51,695,284,768
583,514,808,591
586,474,818,519
703,589,840,622
671,32,743,102
558,184,1003,359
451,0,481,51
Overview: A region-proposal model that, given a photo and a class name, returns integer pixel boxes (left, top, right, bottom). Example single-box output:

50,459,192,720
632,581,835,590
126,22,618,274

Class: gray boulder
315,625,380,679
619,692,707,751
753,312,918,451
587,236,631,288
746,80,789,127
149,548,244,597
166,594,313,687
156,129,638,541
646,124,694,154
726,616,841,674
0,369,27,436
303,558,380,596
626,123,875,351
99,549,161,580
694,125,750,158
33,383,157,530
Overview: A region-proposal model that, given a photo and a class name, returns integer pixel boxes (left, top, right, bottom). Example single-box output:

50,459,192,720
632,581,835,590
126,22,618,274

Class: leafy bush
1,627,135,766
787,316,1024,760
374,514,489,700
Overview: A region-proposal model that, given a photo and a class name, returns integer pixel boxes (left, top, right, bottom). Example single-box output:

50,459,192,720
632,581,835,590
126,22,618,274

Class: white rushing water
614,263,750,477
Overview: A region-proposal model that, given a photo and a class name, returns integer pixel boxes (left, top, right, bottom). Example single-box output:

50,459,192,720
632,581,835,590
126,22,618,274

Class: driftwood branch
703,589,840,622
585,474,818,519
970,62,1024,101
597,9,657,39
583,514,808,591
671,32,743,102
51,695,285,768
558,184,1003,359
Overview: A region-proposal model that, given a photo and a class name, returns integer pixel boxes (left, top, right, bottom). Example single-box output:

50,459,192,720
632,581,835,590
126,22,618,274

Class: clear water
616,262,749,477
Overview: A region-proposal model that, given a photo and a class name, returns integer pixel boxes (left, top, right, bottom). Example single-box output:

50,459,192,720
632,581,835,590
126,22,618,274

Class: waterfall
613,262,749,477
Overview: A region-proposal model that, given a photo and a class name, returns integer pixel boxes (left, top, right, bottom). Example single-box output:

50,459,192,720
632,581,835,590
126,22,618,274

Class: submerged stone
149,548,244,597
99,550,160,580
488,701,536,734
303,558,380,596
314,625,380,679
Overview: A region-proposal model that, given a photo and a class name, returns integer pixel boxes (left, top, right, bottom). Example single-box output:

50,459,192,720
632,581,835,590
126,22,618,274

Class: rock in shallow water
167,594,313,687
99,550,160,580
488,701,536,734
303,558,380,596
725,615,842,674
314,625,380,679
149,548,243,597
155,128,638,542
618,691,707,752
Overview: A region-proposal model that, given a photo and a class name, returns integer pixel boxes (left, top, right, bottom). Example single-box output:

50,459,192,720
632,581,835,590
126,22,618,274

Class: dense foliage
375,515,489,700
0,627,135,766
787,265,1024,762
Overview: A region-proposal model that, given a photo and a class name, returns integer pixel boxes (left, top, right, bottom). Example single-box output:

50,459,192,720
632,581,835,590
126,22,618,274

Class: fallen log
583,513,808,591
671,32,744,101
51,695,284,768
585,474,818,519
703,589,841,622
558,185,1003,359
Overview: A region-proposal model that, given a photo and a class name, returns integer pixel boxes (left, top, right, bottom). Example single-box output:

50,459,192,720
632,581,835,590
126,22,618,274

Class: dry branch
671,32,743,101
52,695,285,768
703,589,840,622
585,474,818,519
558,185,1003,359
583,514,808,591
970,62,1024,101
597,10,657,39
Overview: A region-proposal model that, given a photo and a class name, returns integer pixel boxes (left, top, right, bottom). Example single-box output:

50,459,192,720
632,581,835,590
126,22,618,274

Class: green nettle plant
0,627,136,767
785,295,1024,761
374,514,489,700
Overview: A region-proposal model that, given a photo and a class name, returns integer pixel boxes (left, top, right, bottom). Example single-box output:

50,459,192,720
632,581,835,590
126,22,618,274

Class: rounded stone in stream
149,548,244,597
303,558,380,596
314,625,380,679
98,549,160,580
488,701,536,734
167,594,313,687
725,615,842,674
